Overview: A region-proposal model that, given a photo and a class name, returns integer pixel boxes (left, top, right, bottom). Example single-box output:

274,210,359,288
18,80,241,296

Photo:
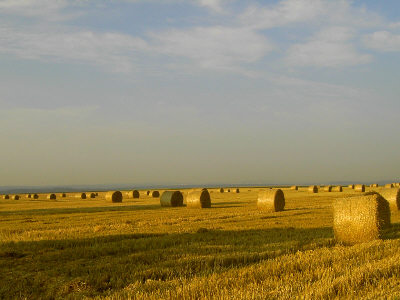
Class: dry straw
332,186,343,192
333,192,391,244
47,194,56,200
257,189,285,212
291,185,298,190
105,191,123,203
186,189,211,209
308,185,318,193
355,184,365,192
3,195,9,199
160,191,184,207
385,183,394,188
324,185,332,192
348,184,355,189
378,188,400,210
126,190,140,199
152,191,160,198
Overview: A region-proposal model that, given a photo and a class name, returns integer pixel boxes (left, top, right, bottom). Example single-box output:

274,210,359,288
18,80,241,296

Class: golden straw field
1,186,400,299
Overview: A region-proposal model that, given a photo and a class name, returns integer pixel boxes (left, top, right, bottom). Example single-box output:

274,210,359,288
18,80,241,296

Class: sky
1,0,400,187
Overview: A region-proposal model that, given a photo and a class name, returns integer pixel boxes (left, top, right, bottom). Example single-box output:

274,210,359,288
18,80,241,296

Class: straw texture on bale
47,194,56,200
160,191,184,207
152,191,160,198
219,188,224,193
385,183,394,188
257,189,285,212
12,195,20,200
308,185,318,193
186,189,211,209
378,188,400,210
105,191,123,203
291,185,298,190
33,194,39,199
348,184,355,189
75,193,87,199
324,185,332,192
333,192,390,244
332,186,343,192
126,190,140,198
355,184,365,192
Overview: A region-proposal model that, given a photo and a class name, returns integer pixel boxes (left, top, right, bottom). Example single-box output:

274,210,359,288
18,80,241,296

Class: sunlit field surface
1,187,400,299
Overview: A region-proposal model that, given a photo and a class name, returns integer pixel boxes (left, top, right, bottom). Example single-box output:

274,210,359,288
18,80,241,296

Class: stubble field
0,187,400,299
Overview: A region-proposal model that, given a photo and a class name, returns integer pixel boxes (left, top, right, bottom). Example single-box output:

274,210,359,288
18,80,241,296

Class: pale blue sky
1,0,400,186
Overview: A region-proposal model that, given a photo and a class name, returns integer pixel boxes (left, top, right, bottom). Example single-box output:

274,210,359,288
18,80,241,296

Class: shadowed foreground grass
0,187,399,299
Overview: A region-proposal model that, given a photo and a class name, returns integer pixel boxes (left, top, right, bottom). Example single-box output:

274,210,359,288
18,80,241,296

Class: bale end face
152,191,160,198
257,189,285,212
186,189,211,209
333,193,391,245
47,194,56,200
106,191,123,203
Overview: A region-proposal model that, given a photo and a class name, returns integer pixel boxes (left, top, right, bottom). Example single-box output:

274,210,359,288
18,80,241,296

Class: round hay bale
146,190,150,196
324,185,332,192
47,194,56,200
257,189,285,212
75,193,87,199
87,192,96,198
105,191,123,203
186,189,211,208
385,183,394,188
219,188,224,193
61,193,66,198
95,192,99,196
308,185,318,193
378,188,400,211
235,188,240,193
11,195,20,200
332,186,343,192
152,191,160,198
4,195,9,200
290,185,298,190
355,184,365,192
126,190,140,199
160,191,184,207
348,184,355,189
333,192,391,244
27,194,31,198
33,194,39,199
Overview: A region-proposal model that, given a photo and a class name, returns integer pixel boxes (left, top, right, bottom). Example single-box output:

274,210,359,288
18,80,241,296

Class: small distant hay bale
75,193,87,199
87,192,96,198
11,195,20,200
324,185,332,192
235,188,240,193
257,189,285,212
219,188,224,193
348,184,355,189
308,185,318,193
47,194,56,200
61,193,66,198
333,192,391,244
332,186,343,192
385,183,394,188
27,194,31,198
33,194,39,199
379,188,400,210
146,190,150,196
186,189,211,208
105,191,123,203
4,195,9,200
355,184,365,192
290,185,298,190
152,191,160,198
160,191,184,207
126,190,140,199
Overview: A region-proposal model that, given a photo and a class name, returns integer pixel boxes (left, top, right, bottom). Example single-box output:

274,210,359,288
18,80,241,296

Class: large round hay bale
332,186,343,192
11,195,20,200
47,194,56,200
308,185,318,193
385,183,394,188
126,190,140,199
235,188,240,193
355,184,365,192
33,194,39,199
324,185,332,192
160,191,184,207
333,192,390,244
152,191,160,198
257,189,285,212
348,184,355,189
290,185,298,190
219,188,224,193
186,189,211,208
378,188,400,210
105,191,123,203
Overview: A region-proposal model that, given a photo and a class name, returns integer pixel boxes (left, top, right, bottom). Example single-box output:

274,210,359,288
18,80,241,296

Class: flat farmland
1,187,399,299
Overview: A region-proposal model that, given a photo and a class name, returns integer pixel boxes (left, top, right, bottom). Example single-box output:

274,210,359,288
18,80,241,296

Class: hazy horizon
1,0,400,186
